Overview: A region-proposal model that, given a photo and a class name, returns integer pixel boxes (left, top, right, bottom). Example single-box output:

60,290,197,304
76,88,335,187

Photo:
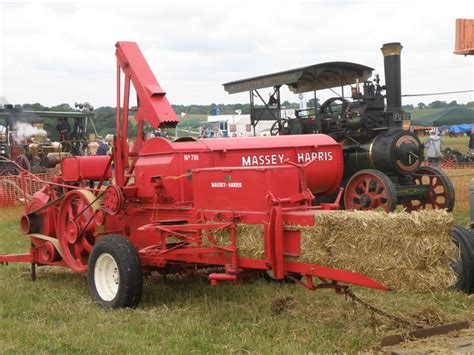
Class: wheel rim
57,190,100,272
94,253,119,302
440,155,457,169
403,167,455,212
344,171,396,212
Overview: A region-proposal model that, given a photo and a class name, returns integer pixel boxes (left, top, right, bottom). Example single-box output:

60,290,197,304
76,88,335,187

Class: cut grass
0,208,473,352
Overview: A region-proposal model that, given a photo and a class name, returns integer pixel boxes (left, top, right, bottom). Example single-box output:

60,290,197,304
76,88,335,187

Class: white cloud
0,0,473,108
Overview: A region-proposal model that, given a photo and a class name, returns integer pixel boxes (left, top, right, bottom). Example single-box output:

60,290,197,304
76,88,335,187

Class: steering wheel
318,97,351,115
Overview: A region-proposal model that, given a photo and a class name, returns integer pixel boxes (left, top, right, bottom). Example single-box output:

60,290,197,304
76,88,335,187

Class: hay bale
213,224,265,259
290,210,457,292
211,210,456,292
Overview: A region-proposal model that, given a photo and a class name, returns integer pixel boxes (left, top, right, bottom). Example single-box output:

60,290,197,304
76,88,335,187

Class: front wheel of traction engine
343,169,397,212
88,234,143,308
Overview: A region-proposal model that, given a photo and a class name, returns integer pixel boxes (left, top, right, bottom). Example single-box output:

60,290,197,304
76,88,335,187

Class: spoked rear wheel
440,154,458,169
402,166,455,212
88,234,143,308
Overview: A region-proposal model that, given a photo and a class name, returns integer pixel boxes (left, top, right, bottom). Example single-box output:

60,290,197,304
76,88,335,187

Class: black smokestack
381,42,403,111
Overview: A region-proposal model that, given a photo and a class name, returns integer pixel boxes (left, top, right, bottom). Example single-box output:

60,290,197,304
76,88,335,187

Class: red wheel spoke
74,242,83,258
82,237,93,253
344,170,396,212
57,190,98,272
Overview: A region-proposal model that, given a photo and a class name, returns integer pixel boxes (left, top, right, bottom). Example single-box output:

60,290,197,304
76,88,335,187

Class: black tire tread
450,225,474,293
87,234,143,308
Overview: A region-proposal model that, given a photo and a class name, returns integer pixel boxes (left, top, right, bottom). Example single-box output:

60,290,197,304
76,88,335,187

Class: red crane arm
113,41,179,186
115,41,179,128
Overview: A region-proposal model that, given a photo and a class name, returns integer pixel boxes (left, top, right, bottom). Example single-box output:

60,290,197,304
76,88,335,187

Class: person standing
469,125,474,154
425,130,442,165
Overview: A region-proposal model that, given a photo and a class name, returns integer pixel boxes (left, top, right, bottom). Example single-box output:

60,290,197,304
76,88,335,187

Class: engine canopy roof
223,62,374,94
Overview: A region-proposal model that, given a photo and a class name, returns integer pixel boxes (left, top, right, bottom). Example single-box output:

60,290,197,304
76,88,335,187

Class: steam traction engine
0,42,394,308
0,105,94,175
223,43,455,212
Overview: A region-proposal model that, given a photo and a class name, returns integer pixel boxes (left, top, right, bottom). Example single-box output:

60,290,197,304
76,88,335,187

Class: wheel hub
65,220,80,244
360,194,372,208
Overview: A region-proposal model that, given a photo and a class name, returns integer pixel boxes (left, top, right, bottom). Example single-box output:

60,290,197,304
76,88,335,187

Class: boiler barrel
342,130,422,176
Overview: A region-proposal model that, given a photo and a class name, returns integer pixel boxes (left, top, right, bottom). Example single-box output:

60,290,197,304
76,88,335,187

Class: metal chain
344,288,428,329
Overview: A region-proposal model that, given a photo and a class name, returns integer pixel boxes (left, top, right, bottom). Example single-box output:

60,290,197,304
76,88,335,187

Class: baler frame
0,41,391,309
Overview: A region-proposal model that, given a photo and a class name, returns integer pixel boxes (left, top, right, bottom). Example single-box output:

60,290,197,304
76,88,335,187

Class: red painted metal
61,156,112,182
0,41,391,302
0,185,14,206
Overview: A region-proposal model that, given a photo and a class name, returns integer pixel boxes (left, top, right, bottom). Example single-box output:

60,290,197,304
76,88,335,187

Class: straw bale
214,210,456,292
212,224,265,259
288,210,457,292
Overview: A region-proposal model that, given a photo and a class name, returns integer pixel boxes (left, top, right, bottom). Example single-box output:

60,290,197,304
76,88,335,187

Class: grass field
0,205,474,353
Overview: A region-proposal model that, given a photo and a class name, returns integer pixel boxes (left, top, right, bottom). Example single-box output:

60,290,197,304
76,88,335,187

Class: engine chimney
381,42,403,111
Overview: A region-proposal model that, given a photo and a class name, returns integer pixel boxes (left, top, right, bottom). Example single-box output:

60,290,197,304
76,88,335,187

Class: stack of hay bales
215,210,457,292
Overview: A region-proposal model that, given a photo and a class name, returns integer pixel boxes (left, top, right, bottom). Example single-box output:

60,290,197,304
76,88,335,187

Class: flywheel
57,189,101,272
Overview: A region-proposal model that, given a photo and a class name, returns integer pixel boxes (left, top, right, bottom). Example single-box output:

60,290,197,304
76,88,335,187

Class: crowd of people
199,125,225,138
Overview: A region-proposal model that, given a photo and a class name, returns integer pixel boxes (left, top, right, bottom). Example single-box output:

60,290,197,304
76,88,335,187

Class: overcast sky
0,0,473,108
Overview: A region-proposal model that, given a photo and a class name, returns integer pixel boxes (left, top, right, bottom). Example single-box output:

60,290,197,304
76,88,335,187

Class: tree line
10,99,474,138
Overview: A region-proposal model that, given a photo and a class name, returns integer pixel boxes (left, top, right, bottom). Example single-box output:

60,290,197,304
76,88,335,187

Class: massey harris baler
1,41,468,309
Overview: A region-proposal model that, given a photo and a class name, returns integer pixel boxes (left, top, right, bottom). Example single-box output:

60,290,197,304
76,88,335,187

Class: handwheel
402,166,455,212
318,97,350,115
270,119,290,136
57,189,101,272
88,234,143,308
344,169,397,212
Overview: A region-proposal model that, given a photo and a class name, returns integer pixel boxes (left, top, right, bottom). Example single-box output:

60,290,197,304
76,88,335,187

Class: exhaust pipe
381,42,403,111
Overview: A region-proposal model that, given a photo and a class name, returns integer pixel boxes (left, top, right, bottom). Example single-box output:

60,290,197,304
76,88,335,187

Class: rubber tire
450,225,474,293
88,234,143,308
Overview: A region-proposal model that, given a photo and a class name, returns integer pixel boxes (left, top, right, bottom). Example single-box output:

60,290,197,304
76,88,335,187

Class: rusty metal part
381,321,470,347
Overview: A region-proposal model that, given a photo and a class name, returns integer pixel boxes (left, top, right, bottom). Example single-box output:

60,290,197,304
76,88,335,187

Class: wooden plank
381,321,470,347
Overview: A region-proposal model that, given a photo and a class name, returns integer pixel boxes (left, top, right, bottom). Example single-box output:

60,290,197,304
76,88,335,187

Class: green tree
429,100,448,109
